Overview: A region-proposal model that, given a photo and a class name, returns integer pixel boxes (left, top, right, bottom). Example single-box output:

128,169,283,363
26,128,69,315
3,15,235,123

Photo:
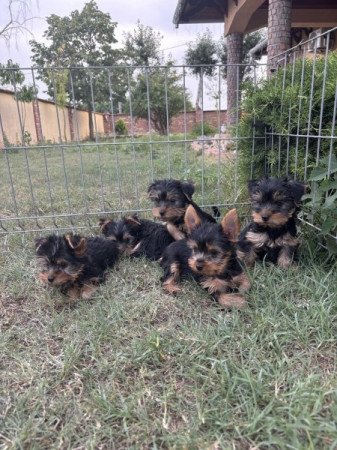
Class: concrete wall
0,89,227,147
0,91,37,145
39,100,71,143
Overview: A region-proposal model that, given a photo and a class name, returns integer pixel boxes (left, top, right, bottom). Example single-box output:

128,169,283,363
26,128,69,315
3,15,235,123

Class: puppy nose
159,209,165,217
261,215,269,222
48,276,54,283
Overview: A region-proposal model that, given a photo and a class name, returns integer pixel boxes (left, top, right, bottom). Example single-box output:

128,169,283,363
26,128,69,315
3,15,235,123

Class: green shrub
237,52,337,182
191,121,216,137
302,154,337,255
115,119,128,136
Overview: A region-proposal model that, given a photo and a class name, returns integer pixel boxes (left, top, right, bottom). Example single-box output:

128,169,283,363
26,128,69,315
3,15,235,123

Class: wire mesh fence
0,29,336,245
264,27,337,246
0,63,265,235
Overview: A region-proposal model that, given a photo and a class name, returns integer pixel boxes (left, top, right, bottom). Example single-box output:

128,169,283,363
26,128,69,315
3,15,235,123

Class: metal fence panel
0,63,261,235
1,34,336,243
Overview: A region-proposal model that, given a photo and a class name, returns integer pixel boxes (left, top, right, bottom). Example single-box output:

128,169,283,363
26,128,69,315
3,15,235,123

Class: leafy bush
302,155,337,255
115,119,128,136
238,52,337,181
191,121,216,137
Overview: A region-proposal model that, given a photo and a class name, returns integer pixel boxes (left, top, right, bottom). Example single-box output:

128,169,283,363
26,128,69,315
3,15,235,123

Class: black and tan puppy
160,205,250,308
147,179,217,238
35,234,118,300
99,215,176,261
237,177,306,268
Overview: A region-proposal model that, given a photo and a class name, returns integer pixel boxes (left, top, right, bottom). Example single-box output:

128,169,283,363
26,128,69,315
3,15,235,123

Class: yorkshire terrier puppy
237,177,306,268
147,179,218,239
99,215,176,261
35,234,118,300
160,205,251,308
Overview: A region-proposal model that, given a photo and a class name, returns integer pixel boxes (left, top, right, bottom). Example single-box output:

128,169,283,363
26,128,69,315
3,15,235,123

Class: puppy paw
163,280,182,295
217,293,247,309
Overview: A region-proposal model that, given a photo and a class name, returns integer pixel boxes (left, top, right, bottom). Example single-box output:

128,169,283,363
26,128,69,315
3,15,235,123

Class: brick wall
103,110,227,135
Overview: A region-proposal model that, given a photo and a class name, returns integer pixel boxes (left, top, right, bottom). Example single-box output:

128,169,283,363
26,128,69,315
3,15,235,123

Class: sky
0,0,227,108
1,0,226,66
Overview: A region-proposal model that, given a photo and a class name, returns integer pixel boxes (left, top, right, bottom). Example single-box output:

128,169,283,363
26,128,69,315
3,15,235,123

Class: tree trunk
227,32,243,127
88,105,94,141
195,75,203,110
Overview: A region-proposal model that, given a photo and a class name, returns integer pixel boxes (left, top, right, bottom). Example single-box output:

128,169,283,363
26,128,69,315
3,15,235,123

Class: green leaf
309,166,330,181
326,235,337,255
321,218,336,234
323,192,337,209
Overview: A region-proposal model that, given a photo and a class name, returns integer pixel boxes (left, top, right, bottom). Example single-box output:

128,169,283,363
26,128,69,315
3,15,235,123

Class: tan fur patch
99,219,111,232
64,235,87,256
125,216,141,226
231,272,251,292
163,263,181,294
277,249,293,269
49,271,76,286
152,206,186,222
188,256,230,276
148,189,161,201
252,210,294,228
38,272,48,284
129,241,142,255
200,277,229,294
166,223,185,240
275,233,299,248
184,204,202,233
81,283,98,299
220,208,240,242
217,293,247,309
163,278,181,294
246,231,269,248
237,247,257,267
67,286,81,301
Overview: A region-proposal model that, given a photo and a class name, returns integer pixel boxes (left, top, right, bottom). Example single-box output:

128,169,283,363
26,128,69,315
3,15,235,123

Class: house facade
173,0,337,125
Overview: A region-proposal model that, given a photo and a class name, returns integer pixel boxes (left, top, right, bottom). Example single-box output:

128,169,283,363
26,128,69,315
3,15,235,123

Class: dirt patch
190,133,236,159
0,294,32,329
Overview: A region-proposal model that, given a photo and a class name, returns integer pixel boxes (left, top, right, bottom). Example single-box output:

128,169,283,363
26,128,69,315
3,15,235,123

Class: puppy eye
210,250,219,257
58,261,68,269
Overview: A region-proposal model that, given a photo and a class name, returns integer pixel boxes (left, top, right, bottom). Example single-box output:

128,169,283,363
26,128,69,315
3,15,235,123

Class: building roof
174,0,337,34
173,0,227,27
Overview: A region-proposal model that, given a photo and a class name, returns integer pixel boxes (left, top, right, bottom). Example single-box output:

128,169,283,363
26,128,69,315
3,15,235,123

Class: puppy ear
288,180,306,205
248,180,259,193
64,234,87,256
147,181,157,195
184,204,202,233
181,181,195,201
99,218,112,233
35,237,48,252
124,215,141,226
220,209,241,243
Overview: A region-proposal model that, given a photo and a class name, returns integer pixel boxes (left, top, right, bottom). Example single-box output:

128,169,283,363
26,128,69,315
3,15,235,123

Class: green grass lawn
1,139,337,449
0,137,242,234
